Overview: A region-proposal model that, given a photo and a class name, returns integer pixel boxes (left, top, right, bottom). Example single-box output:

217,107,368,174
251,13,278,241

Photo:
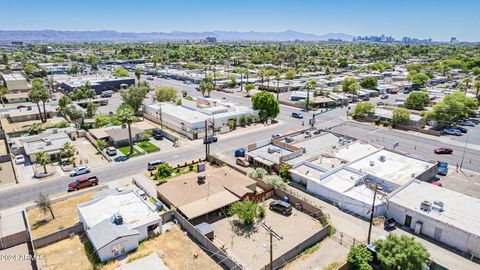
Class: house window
112,242,126,256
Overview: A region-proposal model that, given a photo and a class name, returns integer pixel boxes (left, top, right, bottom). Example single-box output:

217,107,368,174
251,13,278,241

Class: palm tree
28,122,43,135
35,151,51,174
274,71,281,100
35,192,55,219
0,86,7,107
304,79,317,112
117,105,137,156
199,77,214,97
60,142,75,159
28,80,44,122
134,67,141,84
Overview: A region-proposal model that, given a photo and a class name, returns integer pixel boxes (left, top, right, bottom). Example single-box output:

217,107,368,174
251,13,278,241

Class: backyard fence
31,223,84,249
173,211,244,270
0,211,30,249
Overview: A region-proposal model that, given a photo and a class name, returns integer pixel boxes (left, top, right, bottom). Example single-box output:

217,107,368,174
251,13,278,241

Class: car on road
153,130,164,140
437,161,449,176
68,176,98,191
376,101,385,106
146,77,154,80
468,118,480,124
434,147,453,154
203,135,218,144
236,157,250,167
452,126,467,133
70,166,91,177
16,105,27,109
459,121,475,127
304,131,312,138
384,218,396,230
14,155,25,165
291,112,303,119
269,200,292,215
380,94,389,99
272,134,281,139
443,129,462,136
114,156,129,162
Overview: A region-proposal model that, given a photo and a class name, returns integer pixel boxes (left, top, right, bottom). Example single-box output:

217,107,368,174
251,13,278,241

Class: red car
16,105,27,109
434,147,453,154
68,176,98,191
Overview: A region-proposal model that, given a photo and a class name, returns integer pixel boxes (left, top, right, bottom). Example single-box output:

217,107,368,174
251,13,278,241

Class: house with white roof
77,190,161,262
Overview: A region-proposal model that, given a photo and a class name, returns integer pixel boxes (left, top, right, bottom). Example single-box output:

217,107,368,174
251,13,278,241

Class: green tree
64,105,84,127
263,175,286,190
155,86,177,102
304,79,317,111
199,76,214,96
86,55,99,71
252,91,280,121
134,67,141,83
245,83,255,97
120,84,149,112
69,82,96,101
278,163,290,179
347,245,373,270
1,53,8,65
285,69,297,80
474,80,480,98
392,108,411,124
94,114,110,127
96,139,107,150
360,77,378,89
408,73,429,89
35,193,55,219
58,95,72,111
156,163,173,179
29,78,49,123
228,199,264,225
0,86,7,107
342,78,361,99
60,142,75,158
352,102,374,119
117,105,137,155
35,151,51,174
404,92,430,111
23,63,37,76
228,75,237,88
375,234,430,270
112,67,130,77
86,102,99,118
27,122,43,135
426,90,478,122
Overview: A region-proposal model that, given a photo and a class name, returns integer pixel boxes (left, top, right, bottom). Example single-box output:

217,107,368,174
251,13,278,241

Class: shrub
347,245,373,270
227,200,264,225
156,163,173,179
374,119,381,125
255,167,268,179
382,120,390,127
263,175,286,190
279,163,290,180
189,163,194,171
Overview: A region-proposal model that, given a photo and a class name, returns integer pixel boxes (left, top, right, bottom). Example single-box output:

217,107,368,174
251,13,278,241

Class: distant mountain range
0,30,354,42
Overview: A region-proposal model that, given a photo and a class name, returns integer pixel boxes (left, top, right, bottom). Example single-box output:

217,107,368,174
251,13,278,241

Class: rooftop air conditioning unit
379,155,386,162
197,175,206,184
44,139,52,146
111,212,123,225
369,160,375,166
432,201,444,212
52,129,58,134
420,200,431,212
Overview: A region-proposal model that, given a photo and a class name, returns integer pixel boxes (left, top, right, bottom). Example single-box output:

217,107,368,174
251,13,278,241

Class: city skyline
0,0,479,41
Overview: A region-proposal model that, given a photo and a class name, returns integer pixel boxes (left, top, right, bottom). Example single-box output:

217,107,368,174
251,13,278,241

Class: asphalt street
1,77,479,210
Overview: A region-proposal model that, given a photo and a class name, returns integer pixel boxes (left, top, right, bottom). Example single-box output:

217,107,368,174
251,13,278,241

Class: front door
404,215,412,228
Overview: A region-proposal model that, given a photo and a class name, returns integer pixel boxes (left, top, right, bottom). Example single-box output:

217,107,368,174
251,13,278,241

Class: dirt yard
28,191,96,239
73,137,109,168
115,225,223,270
0,161,16,186
36,234,100,270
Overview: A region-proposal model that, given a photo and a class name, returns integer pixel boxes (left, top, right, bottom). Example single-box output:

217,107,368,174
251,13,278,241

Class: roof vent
305,170,309,175
378,155,386,162
197,175,206,184
420,200,431,212
44,139,52,146
268,147,280,154
111,212,123,225
369,160,375,166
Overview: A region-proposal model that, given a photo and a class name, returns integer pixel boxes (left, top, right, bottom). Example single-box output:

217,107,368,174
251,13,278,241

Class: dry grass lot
28,191,95,239
0,161,16,186
118,225,223,270
36,234,97,270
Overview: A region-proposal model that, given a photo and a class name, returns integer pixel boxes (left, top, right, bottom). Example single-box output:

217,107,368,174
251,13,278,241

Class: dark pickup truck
68,176,99,191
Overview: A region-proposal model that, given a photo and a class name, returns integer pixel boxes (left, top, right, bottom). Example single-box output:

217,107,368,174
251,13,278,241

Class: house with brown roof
156,167,258,224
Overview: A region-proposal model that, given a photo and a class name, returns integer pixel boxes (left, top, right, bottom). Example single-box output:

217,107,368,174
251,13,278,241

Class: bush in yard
278,163,290,180
374,118,381,125
227,199,265,225
347,244,373,270
255,167,268,179
352,102,374,119
96,139,107,150
189,163,194,171
382,120,390,127
263,175,286,190
248,170,258,179
156,163,173,179
375,234,430,270
239,115,247,126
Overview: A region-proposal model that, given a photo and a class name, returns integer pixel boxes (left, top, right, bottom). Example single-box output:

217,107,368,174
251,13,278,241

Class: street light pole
460,134,470,170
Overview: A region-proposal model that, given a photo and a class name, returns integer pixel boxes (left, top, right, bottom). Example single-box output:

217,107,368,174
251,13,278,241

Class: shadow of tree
229,220,259,238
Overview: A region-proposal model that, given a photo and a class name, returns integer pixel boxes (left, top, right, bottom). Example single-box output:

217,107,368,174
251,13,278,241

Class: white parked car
15,155,25,165
70,166,91,177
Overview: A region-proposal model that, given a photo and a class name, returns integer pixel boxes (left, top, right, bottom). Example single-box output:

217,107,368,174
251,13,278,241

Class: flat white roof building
334,141,381,162
1,72,29,92
387,180,480,258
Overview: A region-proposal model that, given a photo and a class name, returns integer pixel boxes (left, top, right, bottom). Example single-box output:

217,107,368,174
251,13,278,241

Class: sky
1,0,479,41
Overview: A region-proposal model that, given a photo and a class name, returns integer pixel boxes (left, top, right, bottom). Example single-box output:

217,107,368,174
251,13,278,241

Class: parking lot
210,198,323,270
439,169,480,199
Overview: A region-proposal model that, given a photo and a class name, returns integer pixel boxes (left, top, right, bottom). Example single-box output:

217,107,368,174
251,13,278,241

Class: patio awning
179,190,239,220
253,156,274,167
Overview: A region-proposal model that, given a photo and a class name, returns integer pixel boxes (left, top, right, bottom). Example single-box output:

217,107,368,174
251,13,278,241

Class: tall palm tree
274,71,281,100
134,67,141,84
35,151,51,174
0,86,7,107
28,81,44,123
304,79,317,112
117,106,137,156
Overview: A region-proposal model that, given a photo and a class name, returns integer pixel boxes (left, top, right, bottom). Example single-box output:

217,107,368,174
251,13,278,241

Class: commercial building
373,107,426,128
89,121,155,148
58,76,135,94
77,190,161,262
387,180,480,258
1,73,30,92
3,105,56,122
157,167,258,224
144,98,257,139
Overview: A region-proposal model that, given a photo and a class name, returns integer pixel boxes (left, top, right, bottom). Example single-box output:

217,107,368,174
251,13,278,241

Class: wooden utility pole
367,182,382,244
262,223,283,270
